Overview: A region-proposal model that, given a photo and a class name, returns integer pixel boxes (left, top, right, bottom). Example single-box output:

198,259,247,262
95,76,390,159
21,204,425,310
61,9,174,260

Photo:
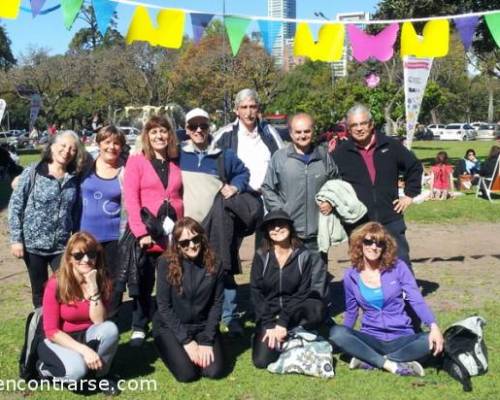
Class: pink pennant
347,23,399,62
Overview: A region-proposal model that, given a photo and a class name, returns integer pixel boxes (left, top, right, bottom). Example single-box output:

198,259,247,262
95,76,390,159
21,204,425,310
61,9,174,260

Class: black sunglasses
187,123,209,131
178,235,202,248
362,238,386,249
71,250,98,261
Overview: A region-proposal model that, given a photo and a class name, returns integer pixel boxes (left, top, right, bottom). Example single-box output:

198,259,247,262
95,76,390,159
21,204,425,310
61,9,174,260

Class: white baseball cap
185,108,209,123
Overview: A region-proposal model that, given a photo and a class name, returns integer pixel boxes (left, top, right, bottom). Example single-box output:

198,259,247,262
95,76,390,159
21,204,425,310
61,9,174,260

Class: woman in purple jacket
329,222,444,377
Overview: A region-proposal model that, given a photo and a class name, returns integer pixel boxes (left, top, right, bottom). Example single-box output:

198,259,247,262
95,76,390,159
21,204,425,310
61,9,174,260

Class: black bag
441,316,488,392
19,307,44,381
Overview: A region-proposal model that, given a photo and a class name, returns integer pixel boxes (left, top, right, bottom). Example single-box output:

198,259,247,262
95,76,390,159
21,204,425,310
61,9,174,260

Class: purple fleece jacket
342,259,436,341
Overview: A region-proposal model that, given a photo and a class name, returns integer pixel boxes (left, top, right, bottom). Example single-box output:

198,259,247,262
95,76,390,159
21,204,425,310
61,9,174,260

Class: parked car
414,125,434,140
441,123,476,141
475,123,500,141
427,124,446,139
470,122,487,130
0,131,18,148
118,126,140,146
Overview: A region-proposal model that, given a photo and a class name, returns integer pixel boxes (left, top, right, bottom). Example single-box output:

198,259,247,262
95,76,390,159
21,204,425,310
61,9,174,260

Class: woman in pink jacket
124,115,183,346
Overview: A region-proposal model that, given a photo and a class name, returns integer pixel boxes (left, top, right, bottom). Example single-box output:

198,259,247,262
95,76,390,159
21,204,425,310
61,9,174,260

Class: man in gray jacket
261,113,338,260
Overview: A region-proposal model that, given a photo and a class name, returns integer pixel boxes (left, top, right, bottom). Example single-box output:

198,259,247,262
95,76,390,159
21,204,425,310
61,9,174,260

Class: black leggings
23,251,62,308
101,241,122,317
154,328,225,383
252,297,325,369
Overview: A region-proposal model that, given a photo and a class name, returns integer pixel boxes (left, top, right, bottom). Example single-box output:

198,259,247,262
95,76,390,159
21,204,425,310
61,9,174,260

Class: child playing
430,151,454,200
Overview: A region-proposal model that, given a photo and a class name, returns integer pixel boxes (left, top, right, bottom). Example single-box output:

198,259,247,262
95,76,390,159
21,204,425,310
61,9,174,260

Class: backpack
441,316,488,392
19,307,44,381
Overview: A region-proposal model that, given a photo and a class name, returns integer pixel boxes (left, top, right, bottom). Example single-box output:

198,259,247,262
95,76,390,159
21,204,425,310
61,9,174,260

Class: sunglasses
71,250,98,261
187,123,209,131
178,235,202,248
362,238,386,249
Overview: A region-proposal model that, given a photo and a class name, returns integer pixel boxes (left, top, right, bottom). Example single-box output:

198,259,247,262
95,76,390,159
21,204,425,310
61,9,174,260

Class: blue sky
2,0,378,57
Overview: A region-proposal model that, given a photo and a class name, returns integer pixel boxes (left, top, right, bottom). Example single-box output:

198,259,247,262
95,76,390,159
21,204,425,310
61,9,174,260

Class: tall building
268,0,296,66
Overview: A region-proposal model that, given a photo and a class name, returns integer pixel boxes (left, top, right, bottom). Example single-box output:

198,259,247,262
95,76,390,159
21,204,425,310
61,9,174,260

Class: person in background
479,145,500,178
453,148,480,189
429,151,454,200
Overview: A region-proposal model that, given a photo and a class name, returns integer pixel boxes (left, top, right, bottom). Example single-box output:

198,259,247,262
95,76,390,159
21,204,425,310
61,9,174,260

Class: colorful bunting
92,0,118,35
126,7,186,49
294,23,345,62
347,23,399,62
401,20,449,58
191,13,214,44
258,20,283,54
61,0,83,30
453,16,480,50
484,12,500,48
21,4,60,15
30,0,46,17
224,16,252,56
0,0,21,19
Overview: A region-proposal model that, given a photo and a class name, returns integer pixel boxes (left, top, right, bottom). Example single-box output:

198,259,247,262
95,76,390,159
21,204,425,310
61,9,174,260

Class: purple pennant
191,13,215,44
453,16,480,50
30,0,46,17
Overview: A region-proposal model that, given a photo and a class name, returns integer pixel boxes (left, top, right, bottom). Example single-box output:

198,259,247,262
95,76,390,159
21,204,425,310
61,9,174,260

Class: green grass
411,140,496,167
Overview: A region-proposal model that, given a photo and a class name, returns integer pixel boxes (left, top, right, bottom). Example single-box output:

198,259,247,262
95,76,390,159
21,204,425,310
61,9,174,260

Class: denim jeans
221,274,238,325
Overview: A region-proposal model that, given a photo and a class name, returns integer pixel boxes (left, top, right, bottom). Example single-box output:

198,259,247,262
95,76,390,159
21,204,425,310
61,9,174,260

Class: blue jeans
329,324,430,368
222,274,238,325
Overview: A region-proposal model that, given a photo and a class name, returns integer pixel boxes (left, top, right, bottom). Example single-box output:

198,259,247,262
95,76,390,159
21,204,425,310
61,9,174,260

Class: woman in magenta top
124,115,183,346
37,232,119,395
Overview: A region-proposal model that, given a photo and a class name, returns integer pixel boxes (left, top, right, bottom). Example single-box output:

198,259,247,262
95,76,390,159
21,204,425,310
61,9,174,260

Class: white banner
403,56,433,149
0,99,6,125
29,94,42,130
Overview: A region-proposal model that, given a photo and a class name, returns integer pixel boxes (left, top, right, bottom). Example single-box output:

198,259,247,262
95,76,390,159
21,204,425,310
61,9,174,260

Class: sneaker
394,361,425,377
130,330,146,347
226,320,244,337
349,357,375,370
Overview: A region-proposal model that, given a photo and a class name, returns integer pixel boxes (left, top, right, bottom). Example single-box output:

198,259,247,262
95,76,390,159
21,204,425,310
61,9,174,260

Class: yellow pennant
294,23,345,62
401,19,449,58
126,6,185,49
0,0,21,19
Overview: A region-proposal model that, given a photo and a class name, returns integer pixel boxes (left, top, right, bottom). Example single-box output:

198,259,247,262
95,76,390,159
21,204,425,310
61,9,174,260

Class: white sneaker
130,330,146,347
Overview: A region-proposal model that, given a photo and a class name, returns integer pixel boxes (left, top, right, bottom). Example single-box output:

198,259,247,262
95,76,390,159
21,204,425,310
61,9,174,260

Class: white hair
346,104,373,121
234,88,260,109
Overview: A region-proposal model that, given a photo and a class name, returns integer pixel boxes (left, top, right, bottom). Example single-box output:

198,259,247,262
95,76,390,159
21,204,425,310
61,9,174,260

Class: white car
475,123,499,141
118,126,141,146
441,123,476,141
427,124,446,139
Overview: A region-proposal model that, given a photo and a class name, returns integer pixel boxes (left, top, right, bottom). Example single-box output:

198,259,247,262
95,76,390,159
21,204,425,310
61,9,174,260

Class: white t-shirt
237,125,271,191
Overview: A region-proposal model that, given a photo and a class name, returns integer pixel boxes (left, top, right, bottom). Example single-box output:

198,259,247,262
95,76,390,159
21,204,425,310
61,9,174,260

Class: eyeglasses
293,129,313,135
267,220,290,230
187,123,210,131
362,238,386,249
71,251,98,261
348,120,371,129
178,235,202,248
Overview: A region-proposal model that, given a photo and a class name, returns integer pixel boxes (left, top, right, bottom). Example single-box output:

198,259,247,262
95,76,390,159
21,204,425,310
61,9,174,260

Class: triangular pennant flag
224,16,252,56
401,20,449,58
126,7,185,49
61,0,83,30
453,16,479,50
484,12,500,48
294,23,345,62
30,0,46,17
191,13,214,44
257,20,283,54
0,0,21,19
347,23,399,62
92,0,117,35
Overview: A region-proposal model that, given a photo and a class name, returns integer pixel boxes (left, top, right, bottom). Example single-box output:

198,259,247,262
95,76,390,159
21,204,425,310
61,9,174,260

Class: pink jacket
124,154,184,240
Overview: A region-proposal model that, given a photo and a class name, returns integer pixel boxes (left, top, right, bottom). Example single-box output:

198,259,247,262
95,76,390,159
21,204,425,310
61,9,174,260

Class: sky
2,0,379,58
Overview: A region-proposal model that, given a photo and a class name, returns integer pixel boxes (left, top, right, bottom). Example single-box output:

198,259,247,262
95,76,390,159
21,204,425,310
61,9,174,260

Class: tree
0,25,16,71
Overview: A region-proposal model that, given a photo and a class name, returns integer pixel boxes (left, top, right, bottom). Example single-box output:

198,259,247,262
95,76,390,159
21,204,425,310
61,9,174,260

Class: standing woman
154,217,225,382
8,130,86,308
329,222,444,376
124,115,183,346
79,126,126,314
37,232,119,395
250,210,326,369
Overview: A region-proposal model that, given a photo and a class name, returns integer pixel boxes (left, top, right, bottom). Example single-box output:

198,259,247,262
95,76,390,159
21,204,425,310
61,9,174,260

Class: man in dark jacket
332,104,423,267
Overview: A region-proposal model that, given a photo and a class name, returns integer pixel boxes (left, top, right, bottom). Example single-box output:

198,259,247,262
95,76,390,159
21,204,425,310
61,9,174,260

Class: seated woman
329,222,443,377
430,151,454,200
251,209,326,369
454,148,481,188
37,232,119,395
480,145,500,177
153,217,225,383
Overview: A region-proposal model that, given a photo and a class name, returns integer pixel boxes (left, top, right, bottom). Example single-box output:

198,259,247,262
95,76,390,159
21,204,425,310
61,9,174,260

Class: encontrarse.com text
0,378,157,392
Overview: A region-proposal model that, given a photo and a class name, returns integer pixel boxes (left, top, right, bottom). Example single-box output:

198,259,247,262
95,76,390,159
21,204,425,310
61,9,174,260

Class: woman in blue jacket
329,222,444,376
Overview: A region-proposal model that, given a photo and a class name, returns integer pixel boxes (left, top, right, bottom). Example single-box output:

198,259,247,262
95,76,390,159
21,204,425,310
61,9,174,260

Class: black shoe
99,377,121,396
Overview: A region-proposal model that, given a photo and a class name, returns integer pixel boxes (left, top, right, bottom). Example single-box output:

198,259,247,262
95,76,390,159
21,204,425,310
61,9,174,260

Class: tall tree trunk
487,83,494,123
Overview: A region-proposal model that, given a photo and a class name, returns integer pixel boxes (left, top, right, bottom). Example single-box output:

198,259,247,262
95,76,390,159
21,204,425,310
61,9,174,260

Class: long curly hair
164,217,216,293
40,130,87,175
56,232,112,304
349,222,398,272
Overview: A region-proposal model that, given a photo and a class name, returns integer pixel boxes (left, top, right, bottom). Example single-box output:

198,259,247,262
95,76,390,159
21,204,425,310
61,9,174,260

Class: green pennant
224,16,252,56
485,12,500,48
61,0,83,30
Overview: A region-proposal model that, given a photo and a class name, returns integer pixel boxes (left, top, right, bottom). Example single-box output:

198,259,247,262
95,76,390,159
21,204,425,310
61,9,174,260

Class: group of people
8,88,445,394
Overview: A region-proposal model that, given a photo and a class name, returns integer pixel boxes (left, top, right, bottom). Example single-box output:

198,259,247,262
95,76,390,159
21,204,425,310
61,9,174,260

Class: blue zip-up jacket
8,162,79,253
342,259,436,341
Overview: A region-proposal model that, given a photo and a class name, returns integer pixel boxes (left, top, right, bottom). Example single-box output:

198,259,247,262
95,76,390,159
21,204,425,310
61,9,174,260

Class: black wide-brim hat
260,209,295,232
